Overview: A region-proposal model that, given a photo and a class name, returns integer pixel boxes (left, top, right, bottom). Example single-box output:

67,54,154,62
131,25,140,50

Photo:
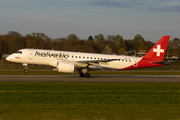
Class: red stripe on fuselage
122,58,164,70
15,57,20,59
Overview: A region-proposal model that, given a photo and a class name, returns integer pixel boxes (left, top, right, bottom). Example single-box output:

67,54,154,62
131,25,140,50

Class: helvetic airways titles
35,51,69,58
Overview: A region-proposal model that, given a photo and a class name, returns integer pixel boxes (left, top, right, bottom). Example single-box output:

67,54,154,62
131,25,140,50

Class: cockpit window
15,51,22,54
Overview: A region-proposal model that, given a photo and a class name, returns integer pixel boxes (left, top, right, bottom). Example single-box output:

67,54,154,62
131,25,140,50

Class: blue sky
0,0,180,42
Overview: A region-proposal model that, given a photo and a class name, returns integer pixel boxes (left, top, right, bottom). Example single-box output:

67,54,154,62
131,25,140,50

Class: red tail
143,36,170,60
122,36,170,70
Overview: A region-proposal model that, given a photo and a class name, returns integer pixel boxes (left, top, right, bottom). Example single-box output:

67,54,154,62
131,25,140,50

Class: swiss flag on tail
143,36,170,60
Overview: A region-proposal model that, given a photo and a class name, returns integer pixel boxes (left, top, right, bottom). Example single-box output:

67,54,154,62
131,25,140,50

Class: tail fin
143,36,170,60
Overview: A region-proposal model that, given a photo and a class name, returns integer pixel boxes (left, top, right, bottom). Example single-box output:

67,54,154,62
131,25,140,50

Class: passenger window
94,57,96,59
83,57,85,59
91,57,92,59
87,57,89,59
79,56,81,58
76,56,77,58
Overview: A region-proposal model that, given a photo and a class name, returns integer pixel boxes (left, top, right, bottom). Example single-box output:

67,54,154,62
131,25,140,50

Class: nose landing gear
24,69,28,74
23,63,28,74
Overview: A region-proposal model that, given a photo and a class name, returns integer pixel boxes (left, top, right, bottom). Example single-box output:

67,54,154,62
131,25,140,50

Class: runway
0,75,180,83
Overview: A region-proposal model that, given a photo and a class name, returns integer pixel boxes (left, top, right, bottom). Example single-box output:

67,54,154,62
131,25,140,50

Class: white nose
6,56,10,61
6,55,13,61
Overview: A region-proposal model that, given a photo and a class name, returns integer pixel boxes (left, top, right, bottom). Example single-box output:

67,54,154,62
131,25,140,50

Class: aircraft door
28,49,34,60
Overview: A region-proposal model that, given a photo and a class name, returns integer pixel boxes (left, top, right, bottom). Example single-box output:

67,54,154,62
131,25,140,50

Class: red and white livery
6,36,170,78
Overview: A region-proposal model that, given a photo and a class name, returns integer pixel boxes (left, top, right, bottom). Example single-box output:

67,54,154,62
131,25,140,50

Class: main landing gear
85,73,90,78
79,69,91,78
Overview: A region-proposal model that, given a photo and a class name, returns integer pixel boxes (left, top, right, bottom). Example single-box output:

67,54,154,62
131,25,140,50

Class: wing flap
73,59,119,67
75,59,119,63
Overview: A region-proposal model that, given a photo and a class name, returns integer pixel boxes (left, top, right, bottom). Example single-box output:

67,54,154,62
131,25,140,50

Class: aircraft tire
79,72,85,77
85,73,90,78
24,70,28,74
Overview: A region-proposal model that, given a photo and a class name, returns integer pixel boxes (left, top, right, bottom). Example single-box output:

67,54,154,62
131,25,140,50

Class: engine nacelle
57,61,75,73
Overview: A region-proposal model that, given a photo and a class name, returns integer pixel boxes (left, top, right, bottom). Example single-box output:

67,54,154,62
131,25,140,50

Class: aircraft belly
97,61,135,70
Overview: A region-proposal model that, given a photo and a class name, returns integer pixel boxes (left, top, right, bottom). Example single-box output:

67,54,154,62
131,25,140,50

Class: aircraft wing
73,59,119,67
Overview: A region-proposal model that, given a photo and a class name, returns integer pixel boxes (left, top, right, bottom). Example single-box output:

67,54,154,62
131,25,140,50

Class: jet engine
57,61,75,73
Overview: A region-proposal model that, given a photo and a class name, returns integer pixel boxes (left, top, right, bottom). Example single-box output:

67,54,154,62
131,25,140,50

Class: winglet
143,36,170,60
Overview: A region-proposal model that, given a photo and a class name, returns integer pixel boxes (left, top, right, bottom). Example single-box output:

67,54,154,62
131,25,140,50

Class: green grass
0,83,180,120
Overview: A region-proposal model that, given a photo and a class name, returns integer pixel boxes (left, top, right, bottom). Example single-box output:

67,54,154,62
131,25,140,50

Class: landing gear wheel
85,73,91,78
79,71,85,77
80,73,85,77
24,70,28,74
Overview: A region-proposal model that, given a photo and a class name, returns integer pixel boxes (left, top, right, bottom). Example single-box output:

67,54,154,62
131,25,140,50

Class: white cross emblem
153,45,164,56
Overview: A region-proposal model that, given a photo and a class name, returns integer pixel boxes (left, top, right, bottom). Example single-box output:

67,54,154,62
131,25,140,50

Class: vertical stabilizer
143,36,170,60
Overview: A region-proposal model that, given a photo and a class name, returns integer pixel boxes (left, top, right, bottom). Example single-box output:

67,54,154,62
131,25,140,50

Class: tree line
0,31,180,59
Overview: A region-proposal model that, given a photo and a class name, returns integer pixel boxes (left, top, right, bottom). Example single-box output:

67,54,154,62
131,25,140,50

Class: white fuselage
6,49,142,70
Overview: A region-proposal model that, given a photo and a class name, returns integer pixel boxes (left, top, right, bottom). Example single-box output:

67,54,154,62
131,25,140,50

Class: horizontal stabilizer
152,61,171,65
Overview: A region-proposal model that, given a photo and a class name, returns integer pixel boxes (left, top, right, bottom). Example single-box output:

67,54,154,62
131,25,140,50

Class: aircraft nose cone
6,56,12,61
6,56,10,61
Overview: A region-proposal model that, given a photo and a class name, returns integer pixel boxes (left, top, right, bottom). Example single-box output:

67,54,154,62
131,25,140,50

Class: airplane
6,36,170,78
